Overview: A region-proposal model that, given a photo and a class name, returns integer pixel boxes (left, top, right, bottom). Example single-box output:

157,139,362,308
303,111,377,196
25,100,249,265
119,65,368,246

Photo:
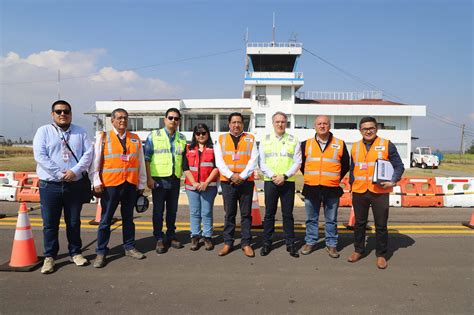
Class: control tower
243,41,304,132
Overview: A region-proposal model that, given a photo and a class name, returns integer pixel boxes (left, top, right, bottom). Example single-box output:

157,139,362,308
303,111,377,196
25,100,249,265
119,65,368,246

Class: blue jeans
304,195,339,247
96,181,137,255
186,186,217,238
151,176,180,241
39,180,83,258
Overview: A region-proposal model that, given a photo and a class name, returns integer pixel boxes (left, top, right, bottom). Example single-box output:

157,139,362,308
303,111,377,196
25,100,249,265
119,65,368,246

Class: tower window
281,86,292,101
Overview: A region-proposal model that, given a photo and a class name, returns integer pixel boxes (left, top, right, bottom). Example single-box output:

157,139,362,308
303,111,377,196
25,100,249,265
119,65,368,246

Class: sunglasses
196,132,207,136
167,116,180,121
54,109,71,115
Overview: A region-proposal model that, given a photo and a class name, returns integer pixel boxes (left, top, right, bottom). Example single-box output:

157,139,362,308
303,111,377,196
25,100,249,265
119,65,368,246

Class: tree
467,141,474,154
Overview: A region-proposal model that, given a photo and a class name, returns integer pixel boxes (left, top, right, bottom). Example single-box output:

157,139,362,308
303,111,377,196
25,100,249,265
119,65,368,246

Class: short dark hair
111,108,128,119
189,123,213,150
359,116,377,128
51,100,71,112
228,112,244,123
165,108,181,118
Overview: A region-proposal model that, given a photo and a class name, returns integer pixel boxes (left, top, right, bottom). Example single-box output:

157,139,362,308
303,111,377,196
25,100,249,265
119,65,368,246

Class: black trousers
352,191,389,257
221,181,254,246
263,181,296,246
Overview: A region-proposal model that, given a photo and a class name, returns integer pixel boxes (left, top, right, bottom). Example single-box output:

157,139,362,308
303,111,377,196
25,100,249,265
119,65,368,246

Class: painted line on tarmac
0,217,469,229
0,220,473,235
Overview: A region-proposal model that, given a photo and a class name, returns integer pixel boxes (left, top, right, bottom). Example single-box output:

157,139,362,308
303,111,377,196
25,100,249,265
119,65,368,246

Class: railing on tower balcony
296,90,383,100
246,42,303,48
245,72,304,79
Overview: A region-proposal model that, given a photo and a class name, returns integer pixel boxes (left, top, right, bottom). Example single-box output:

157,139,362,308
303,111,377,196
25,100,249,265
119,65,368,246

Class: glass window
256,86,266,97
128,118,143,131
255,114,266,128
334,123,357,129
281,86,291,101
394,143,408,158
184,115,214,132
143,117,162,131
286,114,291,128
294,115,315,129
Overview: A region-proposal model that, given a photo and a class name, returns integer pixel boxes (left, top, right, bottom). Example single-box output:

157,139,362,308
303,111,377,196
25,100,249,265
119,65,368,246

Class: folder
372,159,394,184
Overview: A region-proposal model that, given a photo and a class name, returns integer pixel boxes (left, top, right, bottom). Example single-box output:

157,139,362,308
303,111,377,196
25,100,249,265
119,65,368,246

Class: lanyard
116,133,127,155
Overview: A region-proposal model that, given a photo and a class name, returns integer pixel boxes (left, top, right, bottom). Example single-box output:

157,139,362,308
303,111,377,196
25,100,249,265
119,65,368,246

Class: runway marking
0,218,473,234
0,217,469,229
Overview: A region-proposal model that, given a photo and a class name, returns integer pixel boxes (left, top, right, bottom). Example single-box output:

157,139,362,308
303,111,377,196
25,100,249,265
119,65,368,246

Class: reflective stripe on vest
101,131,141,186
303,137,343,187
184,145,218,190
351,137,392,194
262,133,298,182
149,129,187,178
219,133,254,182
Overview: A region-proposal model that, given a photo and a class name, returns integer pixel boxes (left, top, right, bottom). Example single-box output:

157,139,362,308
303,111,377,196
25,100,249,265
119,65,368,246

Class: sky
0,0,472,151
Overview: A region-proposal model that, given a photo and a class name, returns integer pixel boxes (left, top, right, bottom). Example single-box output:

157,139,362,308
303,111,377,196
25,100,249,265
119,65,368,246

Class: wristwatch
283,175,288,181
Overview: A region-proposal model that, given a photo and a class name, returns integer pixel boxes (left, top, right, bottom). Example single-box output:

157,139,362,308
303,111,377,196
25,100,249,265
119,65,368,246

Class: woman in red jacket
183,123,219,251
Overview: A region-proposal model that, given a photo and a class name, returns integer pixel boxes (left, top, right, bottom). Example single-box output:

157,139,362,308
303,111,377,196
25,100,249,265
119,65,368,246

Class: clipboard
372,159,394,183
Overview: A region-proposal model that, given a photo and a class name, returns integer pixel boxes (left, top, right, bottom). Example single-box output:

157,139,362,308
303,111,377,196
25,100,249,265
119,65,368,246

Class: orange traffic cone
89,199,102,225
344,206,356,230
89,198,118,226
462,211,474,229
9,202,38,267
251,186,263,227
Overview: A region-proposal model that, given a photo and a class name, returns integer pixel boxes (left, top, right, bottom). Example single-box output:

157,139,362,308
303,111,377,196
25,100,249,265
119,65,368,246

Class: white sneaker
41,257,55,274
70,254,89,266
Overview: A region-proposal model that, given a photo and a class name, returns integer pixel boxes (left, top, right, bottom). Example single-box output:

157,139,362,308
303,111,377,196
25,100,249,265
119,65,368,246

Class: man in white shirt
214,113,258,257
89,108,147,268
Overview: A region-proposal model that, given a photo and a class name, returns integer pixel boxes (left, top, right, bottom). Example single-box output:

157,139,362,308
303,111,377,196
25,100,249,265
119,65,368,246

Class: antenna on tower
272,12,276,46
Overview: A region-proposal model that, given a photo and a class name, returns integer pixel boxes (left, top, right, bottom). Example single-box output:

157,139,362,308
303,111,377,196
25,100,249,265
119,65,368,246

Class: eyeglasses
167,116,180,121
361,127,376,133
54,109,71,115
196,132,207,136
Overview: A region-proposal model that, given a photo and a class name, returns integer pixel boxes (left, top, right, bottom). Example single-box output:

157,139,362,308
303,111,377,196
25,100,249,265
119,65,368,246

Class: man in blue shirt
33,100,93,274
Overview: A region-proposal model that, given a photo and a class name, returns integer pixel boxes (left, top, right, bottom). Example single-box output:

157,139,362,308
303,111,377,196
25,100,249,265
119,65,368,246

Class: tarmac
0,199,473,314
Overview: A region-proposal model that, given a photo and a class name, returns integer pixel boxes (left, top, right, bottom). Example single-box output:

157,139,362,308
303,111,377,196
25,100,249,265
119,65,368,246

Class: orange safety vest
184,144,218,190
351,137,392,194
219,133,255,182
304,136,344,187
101,131,141,187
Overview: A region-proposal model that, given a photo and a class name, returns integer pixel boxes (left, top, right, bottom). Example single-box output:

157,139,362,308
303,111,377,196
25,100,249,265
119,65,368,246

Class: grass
0,145,33,157
0,156,37,172
442,153,474,164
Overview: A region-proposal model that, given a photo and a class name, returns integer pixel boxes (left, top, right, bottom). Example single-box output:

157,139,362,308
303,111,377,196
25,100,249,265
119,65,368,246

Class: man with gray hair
300,115,349,258
259,111,301,258
91,108,147,268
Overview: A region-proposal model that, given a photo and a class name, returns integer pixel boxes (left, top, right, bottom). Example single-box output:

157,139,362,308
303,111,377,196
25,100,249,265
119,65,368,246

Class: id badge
360,163,368,170
281,148,287,156
121,154,130,162
62,152,69,162
232,154,240,161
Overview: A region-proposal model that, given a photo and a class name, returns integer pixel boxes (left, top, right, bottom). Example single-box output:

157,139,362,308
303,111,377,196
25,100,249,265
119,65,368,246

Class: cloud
0,49,180,139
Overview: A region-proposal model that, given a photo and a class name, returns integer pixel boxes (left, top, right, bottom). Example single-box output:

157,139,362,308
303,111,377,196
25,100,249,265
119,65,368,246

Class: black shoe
287,245,299,258
260,244,272,256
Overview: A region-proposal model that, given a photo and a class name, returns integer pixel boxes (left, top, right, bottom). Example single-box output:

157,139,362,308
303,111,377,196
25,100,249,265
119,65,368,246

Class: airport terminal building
86,41,426,167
